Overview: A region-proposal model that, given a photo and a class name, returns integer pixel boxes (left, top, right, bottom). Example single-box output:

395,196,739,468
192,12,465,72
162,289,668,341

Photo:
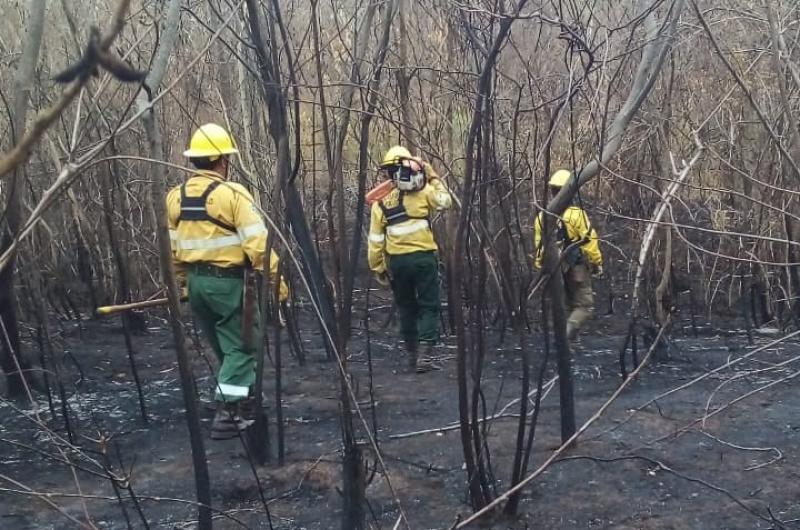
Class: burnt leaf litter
2,293,800,529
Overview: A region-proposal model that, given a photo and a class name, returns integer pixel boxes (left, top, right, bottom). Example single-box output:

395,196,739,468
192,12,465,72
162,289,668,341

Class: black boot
404,339,419,373
238,395,260,422
416,342,442,373
210,401,253,440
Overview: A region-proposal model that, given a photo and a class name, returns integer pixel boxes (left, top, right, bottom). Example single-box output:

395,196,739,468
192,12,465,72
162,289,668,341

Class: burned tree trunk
545,0,684,379
452,0,531,510
395,0,415,145
137,1,212,528
654,227,673,328
765,1,800,323
245,2,367,528
0,0,46,398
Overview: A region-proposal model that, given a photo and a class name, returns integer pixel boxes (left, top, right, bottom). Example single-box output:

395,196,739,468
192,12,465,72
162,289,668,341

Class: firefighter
168,123,287,440
368,146,452,372
534,169,603,341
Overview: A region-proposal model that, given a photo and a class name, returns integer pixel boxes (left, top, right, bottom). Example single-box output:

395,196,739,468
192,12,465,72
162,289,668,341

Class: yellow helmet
380,145,412,167
183,123,239,159
548,169,571,188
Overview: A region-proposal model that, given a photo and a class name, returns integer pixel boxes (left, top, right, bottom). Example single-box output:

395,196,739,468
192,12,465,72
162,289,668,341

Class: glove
421,160,440,182
406,157,423,173
591,264,604,278
375,272,390,287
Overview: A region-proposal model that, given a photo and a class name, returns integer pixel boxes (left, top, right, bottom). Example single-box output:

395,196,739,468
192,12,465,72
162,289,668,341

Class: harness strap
558,211,588,266
179,180,237,233
558,220,571,246
378,190,430,227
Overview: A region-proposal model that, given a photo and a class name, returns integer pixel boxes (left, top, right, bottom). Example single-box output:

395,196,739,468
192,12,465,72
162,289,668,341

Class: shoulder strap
378,191,407,226
201,180,222,199
178,179,237,233
560,209,588,265
558,218,571,245
378,190,431,227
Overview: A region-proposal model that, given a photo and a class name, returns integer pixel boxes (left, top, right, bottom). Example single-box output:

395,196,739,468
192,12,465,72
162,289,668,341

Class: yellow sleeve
533,212,543,269
424,175,452,211
231,184,289,301
421,160,439,180
368,202,388,274
166,187,186,285
566,208,602,267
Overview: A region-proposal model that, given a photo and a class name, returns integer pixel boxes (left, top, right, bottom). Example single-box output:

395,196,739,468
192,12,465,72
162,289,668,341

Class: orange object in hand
366,180,395,205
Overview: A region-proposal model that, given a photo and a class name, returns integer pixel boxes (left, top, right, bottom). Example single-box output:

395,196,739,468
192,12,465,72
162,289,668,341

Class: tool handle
95,296,187,317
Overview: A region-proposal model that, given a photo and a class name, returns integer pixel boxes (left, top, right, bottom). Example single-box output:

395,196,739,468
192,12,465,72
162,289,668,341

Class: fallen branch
647,368,800,447
454,318,670,528
0,474,93,530
702,353,800,428
588,330,800,442
696,430,783,472
554,455,786,528
0,486,251,528
388,377,558,440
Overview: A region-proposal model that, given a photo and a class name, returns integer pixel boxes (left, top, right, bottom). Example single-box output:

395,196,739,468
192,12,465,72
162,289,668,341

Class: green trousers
188,272,260,402
388,250,441,345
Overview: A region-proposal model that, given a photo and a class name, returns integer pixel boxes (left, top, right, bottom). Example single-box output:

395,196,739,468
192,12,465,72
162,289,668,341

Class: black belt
188,263,245,278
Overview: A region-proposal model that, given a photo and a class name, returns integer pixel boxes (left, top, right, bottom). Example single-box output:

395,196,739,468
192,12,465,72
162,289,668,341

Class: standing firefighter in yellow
534,169,603,341
368,146,452,372
168,123,287,440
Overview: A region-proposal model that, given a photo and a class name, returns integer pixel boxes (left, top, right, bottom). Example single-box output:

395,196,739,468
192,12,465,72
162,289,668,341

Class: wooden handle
95,296,187,317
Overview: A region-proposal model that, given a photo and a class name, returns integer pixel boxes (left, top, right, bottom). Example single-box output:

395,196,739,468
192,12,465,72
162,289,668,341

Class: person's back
369,180,450,256
533,170,603,340
168,123,286,440
368,146,451,372
167,173,265,270
534,205,602,267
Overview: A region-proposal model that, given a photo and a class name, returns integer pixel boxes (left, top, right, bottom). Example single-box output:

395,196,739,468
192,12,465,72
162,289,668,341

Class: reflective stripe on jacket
167,171,287,298
368,174,452,275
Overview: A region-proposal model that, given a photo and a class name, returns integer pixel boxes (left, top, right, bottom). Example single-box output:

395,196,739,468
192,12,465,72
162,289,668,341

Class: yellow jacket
368,172,452,274
167,172,288,299
534,206,602,269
